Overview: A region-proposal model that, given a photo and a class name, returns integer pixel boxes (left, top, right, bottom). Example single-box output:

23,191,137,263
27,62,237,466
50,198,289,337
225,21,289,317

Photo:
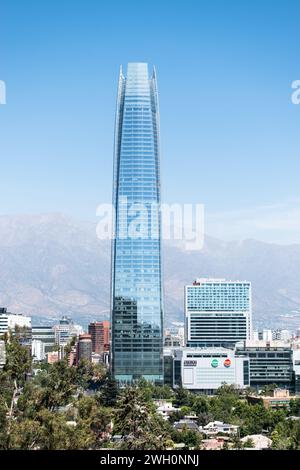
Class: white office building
181,347,249,393
279,330,292,342
185,279,252,347
0,340,6,368
53,316,83,347
0,308,31,335
32,326,56,353
253,330,259,341
262,329,273,342
31,339,45,361
293,349,300,395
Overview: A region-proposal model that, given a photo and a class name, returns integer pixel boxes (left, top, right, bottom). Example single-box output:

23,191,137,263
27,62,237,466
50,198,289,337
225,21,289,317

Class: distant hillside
0,213,300,330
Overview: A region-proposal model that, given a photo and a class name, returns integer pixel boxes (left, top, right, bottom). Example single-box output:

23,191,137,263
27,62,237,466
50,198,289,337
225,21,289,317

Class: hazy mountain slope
0,213,300,329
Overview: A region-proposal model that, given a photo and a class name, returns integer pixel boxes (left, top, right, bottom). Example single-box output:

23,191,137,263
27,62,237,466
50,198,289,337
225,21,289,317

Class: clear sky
0,0,300,244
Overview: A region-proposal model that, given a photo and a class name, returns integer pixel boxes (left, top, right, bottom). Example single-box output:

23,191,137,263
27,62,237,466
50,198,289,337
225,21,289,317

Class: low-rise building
173,419,200,432
201,438,225,450
247,388,297,409
241,434,271,450
199,421,239,436
154,400,180,420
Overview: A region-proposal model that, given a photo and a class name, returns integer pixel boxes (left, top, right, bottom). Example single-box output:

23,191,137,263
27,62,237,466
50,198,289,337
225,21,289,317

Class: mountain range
0,213,300,330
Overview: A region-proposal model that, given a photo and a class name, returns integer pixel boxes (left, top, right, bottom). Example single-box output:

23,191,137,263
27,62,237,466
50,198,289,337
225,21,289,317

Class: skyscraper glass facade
111,63,163,384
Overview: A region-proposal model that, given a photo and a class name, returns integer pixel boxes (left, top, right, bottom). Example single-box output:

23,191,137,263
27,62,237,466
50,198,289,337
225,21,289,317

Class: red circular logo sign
224,358,231,368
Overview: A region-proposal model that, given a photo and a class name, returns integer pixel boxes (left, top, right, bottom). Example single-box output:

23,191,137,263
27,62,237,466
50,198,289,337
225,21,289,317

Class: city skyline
1,1,300,244
1,0,300,456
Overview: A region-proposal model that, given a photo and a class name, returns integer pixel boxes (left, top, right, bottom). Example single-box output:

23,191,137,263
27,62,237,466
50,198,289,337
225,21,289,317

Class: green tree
152,384,174,400
181,406,192,416
168,409,184,424
1,331,32,444
35,409,93,450
3,331,32,386
289,398,300,417
114,386,170,450
75,359,95,390
180,428,202,448
231,433,243,449
192,395,209,415
216,384,240,398
260,384,277,396
242,437,255,448
76,396,112,448
33,360,77,411
271,429,290,450
99,374,119,407
174,387,193,407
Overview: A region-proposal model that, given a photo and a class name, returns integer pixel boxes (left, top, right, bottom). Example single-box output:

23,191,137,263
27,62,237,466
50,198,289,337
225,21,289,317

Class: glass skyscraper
111,63,163,384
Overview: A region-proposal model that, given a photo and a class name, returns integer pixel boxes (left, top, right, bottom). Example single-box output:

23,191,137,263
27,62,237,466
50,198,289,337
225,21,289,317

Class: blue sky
0,0,300,243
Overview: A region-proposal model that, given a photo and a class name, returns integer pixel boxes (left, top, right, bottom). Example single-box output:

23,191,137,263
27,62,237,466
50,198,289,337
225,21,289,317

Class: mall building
164,347,250,394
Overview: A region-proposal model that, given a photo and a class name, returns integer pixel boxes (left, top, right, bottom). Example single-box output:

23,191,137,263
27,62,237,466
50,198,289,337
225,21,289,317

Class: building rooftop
191,278,250,285
174,419,200,432
241,434,272,450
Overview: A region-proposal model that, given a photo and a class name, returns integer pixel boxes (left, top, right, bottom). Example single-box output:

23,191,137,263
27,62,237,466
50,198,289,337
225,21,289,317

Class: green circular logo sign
211,359,219,368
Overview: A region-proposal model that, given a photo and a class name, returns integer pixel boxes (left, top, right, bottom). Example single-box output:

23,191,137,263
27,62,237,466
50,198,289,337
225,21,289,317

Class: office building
0,308,31,335
76,334,92,363
293,349,300,395
53,316,83,347
276,329,292,342
32,325,56,353
253,330,259,341
163,348,183,388
88,321,110,354
180,347,249,393
111,63,163,384
0,340,6,369
31,339,45,361
164,324,185,347
164,346,249,393
185,279,252,347
236,340,294,391
262,329,273,342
